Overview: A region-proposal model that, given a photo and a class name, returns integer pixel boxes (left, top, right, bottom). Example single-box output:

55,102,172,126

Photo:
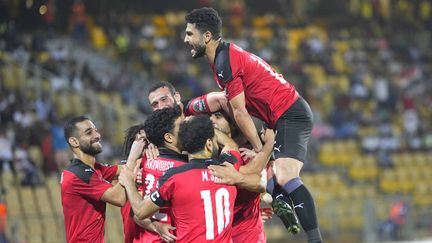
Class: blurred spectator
13,140,40,186
0,198,6,243
0,128,14,175
70,0,88,42
50,118,69,172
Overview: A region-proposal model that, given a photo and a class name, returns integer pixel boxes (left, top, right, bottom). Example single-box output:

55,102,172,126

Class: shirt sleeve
224,53,245,101
72,174,112,201
225,76,244,101
220,150,243,171
183,94,210,116
99,164,118,182
150,176,175,207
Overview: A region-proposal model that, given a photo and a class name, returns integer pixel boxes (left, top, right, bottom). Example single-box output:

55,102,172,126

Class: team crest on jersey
193,99,208,112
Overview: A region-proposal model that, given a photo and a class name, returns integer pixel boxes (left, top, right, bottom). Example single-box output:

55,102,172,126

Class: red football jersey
136,148,188,243
232,189,265,243
61,159,118,243
231,157,266,243
211,42,299,128
183,94,210,117
150,150,241,243
122,201,146,243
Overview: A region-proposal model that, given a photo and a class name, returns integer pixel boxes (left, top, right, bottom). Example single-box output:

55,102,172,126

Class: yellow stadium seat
20,187,38,216
34,187,52,215
5,187,20,216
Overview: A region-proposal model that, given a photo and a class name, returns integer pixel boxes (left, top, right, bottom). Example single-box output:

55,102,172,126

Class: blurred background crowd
0,0,431,242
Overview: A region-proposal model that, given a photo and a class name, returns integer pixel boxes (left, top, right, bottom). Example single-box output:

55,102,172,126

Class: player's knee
273,158,302,185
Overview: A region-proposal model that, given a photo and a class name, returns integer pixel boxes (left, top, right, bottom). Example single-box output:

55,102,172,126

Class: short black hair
64,116,89,146
144,106,182,147
185,7,222,40
148,81,177,97
122,123,145,159
179,115,215,154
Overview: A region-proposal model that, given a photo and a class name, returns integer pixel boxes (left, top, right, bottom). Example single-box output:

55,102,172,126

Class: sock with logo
268,176,290,203
284,178,322,243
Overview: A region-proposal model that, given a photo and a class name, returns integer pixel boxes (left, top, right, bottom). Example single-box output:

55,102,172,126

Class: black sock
266,177,275,195
271,177,290,201
289,185,322,242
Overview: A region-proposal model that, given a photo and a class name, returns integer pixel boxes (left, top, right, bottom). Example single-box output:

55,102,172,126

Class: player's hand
208,162,241,185
154,222,177,242
118,166,135,188
128,137,146,162
260,207,273,222
134,162,143,185
239,147,257,162
260,128,275,144
145,143,159,160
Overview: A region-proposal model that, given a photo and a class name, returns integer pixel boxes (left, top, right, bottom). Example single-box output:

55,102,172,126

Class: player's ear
68,137,79,148
205,138,213,154
164,132,174,144
204,31,212,44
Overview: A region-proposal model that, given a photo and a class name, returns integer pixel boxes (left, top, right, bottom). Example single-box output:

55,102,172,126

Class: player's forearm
236,172,266,193
125,184,148,219
239,137,273,174
233,109,262,152
124,154,138,172
133,216,158,233
206,92,229,113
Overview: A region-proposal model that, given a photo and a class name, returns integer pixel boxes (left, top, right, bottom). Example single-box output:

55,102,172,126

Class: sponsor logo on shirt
193,99,207,112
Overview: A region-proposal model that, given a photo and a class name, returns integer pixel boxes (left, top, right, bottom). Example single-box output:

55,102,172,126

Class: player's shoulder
64,159,94,184
214,41,234,82
158,163,193,186
219,150,241,164
158,160,212,186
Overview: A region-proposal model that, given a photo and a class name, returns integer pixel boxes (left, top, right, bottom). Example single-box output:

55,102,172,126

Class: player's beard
80,140,102,156
192,42,206,59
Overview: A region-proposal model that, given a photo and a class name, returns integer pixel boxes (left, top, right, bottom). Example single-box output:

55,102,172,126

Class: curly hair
144,106,182,147
185,7,222,40
122,123,145,159
179,115,215,154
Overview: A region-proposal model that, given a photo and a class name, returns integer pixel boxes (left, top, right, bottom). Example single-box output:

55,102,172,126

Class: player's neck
188,150,212,160
163,144,181,154
206,39,221,64
73,151,96,168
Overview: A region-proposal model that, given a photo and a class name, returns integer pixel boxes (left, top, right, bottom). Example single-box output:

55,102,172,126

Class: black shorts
273,96,313,162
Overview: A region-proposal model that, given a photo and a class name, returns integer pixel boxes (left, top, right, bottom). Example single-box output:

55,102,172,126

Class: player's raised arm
229,92,263,152
118,166,161,219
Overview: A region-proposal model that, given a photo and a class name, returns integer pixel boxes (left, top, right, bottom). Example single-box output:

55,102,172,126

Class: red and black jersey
182,94,210,117
232,184,265,242
210,42,299,128
61,159,118,243
138,148,188,243
149,150,241,243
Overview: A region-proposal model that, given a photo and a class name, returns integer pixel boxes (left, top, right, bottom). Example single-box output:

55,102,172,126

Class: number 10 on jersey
200,188,231,240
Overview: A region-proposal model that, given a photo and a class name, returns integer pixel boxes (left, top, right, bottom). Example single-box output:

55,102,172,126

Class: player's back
157,159,237,243
212,42,299,127
138,148,188,243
